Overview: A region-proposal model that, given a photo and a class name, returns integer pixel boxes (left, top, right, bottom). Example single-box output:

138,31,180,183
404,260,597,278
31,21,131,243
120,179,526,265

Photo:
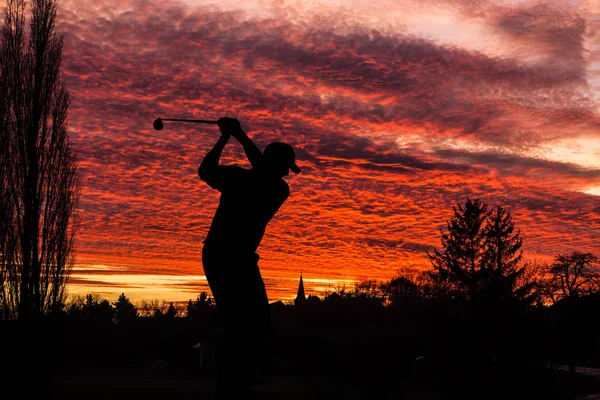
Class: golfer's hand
218,117,241,137
217,117,230,137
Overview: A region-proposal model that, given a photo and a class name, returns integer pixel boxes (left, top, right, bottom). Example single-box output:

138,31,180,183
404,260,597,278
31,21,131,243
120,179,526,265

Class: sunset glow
51,0,599,303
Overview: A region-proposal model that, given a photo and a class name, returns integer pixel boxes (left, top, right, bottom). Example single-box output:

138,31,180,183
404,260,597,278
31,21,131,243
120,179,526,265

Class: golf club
153,117,219,131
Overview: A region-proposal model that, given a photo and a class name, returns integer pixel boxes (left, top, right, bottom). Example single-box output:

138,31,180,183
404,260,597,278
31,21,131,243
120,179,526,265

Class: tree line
55,198,599,325
56,292,215,323
3,192,597,327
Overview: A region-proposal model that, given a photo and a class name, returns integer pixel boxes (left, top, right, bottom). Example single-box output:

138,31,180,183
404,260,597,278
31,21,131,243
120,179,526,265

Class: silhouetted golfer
198,117,299,396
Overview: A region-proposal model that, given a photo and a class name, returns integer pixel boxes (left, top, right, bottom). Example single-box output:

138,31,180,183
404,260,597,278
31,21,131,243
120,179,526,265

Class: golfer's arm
198,134,230,180
236,131,263,168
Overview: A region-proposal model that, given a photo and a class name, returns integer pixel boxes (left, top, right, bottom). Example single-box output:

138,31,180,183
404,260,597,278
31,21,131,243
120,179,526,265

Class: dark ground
3,306,600,400
47,365,600,400
5,329,600,399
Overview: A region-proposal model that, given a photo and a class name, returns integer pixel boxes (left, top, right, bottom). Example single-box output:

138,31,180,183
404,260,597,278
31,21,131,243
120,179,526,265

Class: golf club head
153,118,164,131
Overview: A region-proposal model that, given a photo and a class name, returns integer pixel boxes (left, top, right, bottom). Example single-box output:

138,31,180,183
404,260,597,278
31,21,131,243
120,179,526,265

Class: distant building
294,272,306,306
324,291,342,304
305,294,322,306
269,300,287,313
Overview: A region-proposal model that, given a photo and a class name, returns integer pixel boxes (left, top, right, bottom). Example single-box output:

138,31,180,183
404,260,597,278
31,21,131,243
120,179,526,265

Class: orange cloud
50,0,600,302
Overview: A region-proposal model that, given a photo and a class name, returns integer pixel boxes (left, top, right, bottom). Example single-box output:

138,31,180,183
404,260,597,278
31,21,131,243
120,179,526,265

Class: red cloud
50,0,600,301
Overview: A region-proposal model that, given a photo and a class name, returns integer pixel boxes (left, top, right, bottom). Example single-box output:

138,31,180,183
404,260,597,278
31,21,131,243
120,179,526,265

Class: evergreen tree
186,299,194,317
165,302,177,319
113,293,137,323
186,292,212,318
429,200,538,313
81,294,114,322
481,206,525,302
429,198,489,307
484,206,523,273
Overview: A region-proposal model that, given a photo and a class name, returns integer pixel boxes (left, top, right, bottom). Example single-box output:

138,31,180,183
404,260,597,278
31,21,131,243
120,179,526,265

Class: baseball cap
263,142,300,174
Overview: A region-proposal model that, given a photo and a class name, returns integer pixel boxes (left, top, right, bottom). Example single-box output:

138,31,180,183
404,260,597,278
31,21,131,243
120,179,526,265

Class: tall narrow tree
0,0,79,319
0,21,11,318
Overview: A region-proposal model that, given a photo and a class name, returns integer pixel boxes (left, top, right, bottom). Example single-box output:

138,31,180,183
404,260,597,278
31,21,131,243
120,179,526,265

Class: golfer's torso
204,171,285,253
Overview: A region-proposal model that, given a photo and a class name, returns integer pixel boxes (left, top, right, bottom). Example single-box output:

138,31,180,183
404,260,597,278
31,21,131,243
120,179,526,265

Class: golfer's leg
216,266,254,391
246,259,271,374
202,248,238,391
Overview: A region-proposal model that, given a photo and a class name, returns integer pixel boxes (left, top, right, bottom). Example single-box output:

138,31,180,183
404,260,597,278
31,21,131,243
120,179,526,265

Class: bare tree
545,252,600,302
139,299,169,318
516,259,545,307
352,277,384,301
0,0,79,319
380,268,423,306
0,14,12,318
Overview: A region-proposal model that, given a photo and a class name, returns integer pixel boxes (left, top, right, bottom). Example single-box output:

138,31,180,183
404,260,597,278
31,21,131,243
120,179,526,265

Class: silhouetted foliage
484,207,523,268
380,268,424,307
517,259,545,308
424,199,550,368
113,292,137,323
138,299,168,318
0,48,10,319
165,302,177,319
429,198,489,308
352,278,384,303
322,290,343,305
66,294,114,323
479,206,538,311
544,252,600,303
0,0,79,319
323,283,352,301
186,292,213,318
305,295,322,306
428,199,536,314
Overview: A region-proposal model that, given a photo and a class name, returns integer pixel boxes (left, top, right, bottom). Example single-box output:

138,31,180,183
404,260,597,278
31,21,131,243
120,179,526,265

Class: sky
42,0,600,303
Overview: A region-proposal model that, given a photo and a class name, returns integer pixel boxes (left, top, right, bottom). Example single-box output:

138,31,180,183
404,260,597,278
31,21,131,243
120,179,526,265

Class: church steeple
294,272,306,306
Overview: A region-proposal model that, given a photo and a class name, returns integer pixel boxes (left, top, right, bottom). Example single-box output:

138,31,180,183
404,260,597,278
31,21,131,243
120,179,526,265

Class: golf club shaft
162,118,218,124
